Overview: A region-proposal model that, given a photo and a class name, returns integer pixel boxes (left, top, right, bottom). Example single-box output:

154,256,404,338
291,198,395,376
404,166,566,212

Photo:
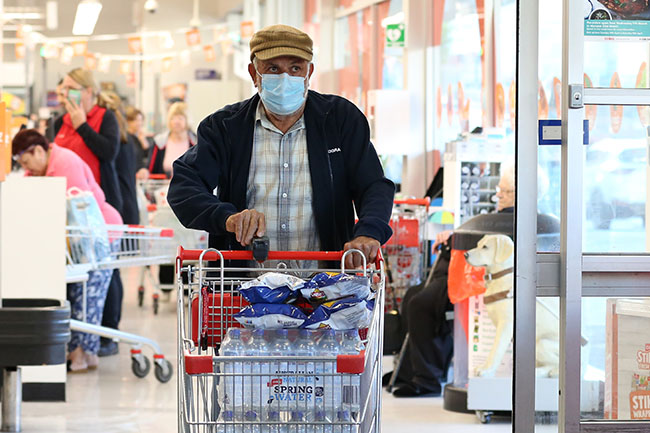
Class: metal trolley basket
175,247,385,433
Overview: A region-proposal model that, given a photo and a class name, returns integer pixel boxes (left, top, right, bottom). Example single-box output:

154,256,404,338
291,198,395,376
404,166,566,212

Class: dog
464,234,561,378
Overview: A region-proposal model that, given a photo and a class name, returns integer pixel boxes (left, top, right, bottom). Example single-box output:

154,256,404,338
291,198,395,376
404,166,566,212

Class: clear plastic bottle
339,330,362,423
242,329,269,432
292,328,316,426
218,329,245,431
316,330,340,423
270,329,293,425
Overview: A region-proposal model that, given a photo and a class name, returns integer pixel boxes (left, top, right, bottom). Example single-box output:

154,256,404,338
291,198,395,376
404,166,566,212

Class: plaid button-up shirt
247,102,320,259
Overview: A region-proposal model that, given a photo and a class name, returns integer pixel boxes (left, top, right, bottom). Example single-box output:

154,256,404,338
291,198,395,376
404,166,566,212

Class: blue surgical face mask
256,70,308,116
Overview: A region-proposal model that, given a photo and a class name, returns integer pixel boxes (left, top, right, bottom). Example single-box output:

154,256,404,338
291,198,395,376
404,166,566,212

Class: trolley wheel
154,358,173,383
476,410,493,424
131,356,151,378
137,286,144,307
153,294,159,315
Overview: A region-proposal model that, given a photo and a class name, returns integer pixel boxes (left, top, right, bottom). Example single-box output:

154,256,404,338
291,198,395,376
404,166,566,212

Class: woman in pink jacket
12,129,122,372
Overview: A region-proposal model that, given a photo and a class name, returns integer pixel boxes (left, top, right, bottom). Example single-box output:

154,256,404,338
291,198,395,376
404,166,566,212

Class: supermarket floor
17,267,518,433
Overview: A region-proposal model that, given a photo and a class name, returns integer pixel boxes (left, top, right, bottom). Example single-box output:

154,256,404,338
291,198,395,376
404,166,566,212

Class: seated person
390,163,515,397
12,129,122,372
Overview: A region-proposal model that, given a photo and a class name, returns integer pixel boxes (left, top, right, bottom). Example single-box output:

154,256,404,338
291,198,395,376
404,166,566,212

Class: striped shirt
247,102,320,267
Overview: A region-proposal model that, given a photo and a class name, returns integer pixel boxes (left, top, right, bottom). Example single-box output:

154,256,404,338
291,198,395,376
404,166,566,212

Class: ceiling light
46,1,59,30
2,12,44,20
72,0,103,36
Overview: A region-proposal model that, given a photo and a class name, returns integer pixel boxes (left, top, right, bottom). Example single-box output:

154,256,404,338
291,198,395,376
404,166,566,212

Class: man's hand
432,230,453,250
225,209,266,247
343,236,380,269
65,99,87,129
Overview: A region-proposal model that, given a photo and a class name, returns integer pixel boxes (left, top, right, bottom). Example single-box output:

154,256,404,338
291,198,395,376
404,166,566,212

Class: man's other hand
225,209,266,246
343,236,380,269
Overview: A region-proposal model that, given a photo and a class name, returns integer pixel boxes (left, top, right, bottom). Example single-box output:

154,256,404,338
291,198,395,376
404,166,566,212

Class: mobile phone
68,89,82,106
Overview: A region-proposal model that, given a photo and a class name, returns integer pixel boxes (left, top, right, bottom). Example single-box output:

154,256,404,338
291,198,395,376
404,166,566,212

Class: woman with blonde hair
140,102,196,178
54,68,123,214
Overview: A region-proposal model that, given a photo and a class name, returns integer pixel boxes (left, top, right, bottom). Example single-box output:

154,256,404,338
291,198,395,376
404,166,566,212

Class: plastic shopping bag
66,187,111,266
447,249,486,304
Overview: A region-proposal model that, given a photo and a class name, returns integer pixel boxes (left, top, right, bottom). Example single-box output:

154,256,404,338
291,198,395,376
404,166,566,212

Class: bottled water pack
217,328,364,432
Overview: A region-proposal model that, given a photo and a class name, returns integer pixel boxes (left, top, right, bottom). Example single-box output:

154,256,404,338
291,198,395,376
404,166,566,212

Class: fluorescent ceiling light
72,0,102,36
2,13,44,20
46,1,59,30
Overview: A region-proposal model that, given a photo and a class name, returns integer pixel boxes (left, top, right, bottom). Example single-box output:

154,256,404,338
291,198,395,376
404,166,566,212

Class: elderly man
167,25,394,267
389,163,514,397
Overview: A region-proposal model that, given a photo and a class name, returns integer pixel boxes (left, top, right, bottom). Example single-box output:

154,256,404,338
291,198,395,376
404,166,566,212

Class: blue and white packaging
234,303,307,329
238,272,305,304
302,298,373,330
300,273,371,303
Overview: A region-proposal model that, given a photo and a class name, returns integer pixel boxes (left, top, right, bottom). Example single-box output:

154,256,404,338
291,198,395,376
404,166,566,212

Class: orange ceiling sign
204,45,216,62
240,21,255,39
15,43,25,60
72,41,88,56
84,54,98,70
186,29,201,47
128,36,143,54
162,57,174,73
119,60,133,75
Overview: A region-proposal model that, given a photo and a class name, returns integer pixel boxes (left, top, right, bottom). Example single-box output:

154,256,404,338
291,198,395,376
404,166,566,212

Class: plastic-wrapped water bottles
339,330,362,422
316,329,340,423
243,329,269,431
218,328,245,432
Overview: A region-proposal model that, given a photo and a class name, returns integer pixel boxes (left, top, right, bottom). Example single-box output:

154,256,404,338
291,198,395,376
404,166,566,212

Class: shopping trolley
383,198,430,311
137,175,208,313
175,246,385,433
66,224,175,382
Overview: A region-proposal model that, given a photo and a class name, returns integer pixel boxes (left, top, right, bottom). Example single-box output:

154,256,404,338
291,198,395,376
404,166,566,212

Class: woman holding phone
54,68,123,214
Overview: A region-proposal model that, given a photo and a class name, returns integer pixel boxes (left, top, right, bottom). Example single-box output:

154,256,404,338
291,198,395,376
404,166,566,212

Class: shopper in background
54,67,123,215
99,91,139,225
11,128,122,372
126,106,152,171
137,102,196,179
167,24,394,269
388,162,515,398
94,91,140,356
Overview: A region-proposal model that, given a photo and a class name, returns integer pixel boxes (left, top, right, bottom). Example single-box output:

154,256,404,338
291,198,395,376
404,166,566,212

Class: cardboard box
605,299,650,420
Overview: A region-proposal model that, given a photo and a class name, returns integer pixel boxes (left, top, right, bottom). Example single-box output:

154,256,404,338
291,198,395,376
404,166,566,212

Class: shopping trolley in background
66,224,175,382
137,174,208,313
175,246,385,433
382,198,430,311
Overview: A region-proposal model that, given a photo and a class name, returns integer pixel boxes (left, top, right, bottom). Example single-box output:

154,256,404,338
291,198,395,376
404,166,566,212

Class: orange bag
447,249,486,304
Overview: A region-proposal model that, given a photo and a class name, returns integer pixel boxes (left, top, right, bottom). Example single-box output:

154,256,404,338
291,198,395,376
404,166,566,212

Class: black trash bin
0,298,70,432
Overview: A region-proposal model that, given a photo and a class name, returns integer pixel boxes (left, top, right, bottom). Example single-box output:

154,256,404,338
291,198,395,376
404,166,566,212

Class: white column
401,0,427,196
513,0,538,431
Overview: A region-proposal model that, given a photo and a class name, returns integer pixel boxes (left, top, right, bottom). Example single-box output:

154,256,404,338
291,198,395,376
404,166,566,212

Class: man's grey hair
500,160,515,190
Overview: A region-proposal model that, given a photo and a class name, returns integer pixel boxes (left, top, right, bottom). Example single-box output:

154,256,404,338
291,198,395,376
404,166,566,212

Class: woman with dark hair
12,128,122,372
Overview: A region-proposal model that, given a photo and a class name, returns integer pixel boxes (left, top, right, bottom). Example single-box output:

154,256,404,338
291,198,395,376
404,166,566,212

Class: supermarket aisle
16,267,510,433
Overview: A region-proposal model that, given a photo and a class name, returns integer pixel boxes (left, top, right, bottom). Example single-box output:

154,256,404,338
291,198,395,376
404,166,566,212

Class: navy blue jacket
167,91,395,252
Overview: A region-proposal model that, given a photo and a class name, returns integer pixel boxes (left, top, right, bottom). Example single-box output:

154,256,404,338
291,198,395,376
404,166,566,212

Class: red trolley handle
177,246,383,268
393,197,431,208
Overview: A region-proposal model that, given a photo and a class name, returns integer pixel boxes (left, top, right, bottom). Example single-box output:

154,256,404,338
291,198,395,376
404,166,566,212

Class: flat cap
249,24,313,62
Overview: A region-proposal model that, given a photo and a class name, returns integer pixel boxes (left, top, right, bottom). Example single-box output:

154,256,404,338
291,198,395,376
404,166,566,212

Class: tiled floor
16,267,521,432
